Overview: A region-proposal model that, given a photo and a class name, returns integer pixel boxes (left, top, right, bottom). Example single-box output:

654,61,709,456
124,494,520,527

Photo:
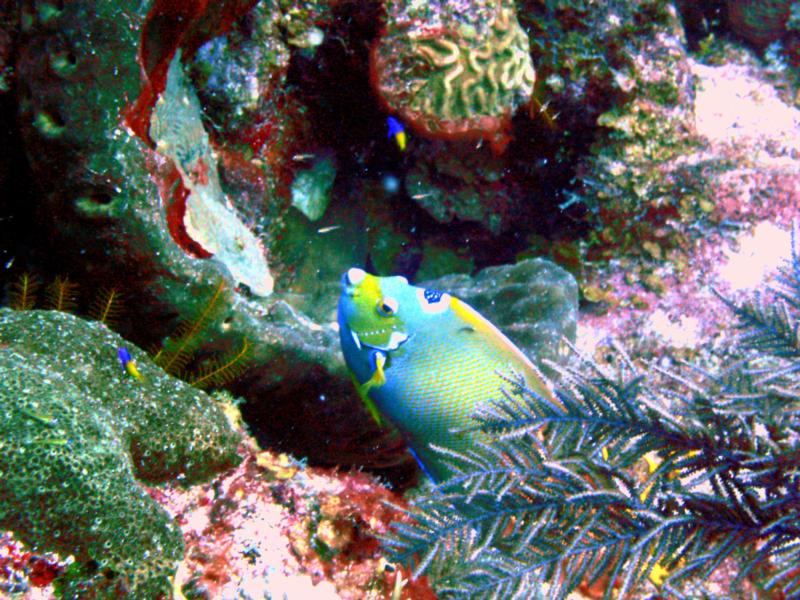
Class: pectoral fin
354,351,387,425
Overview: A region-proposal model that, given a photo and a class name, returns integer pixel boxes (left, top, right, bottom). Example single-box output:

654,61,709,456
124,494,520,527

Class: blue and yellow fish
386,116,407,151
337,268,553,482
117,347,142,380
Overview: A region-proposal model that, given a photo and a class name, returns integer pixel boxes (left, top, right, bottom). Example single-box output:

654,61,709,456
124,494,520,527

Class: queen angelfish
337,267,553,482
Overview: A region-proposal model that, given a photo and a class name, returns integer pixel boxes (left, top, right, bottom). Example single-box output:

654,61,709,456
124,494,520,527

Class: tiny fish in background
338,268,555,482
117,347,142,380
386,116,407,151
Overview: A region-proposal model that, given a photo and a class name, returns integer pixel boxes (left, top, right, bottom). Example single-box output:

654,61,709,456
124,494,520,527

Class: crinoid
8,273,40,310
153,279,251,388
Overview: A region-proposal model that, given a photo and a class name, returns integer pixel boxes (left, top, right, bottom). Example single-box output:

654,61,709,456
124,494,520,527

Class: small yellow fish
338,268,554,481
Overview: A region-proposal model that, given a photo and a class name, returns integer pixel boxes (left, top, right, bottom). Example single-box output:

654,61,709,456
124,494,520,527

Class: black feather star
384,225,800,599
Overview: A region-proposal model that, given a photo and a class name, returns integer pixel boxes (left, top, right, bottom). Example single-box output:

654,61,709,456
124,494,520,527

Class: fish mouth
351,328,409,352
340,267,410,351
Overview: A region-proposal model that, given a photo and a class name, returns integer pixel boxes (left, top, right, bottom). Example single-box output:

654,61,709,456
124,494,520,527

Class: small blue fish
386,116,407,151
117,347,142,380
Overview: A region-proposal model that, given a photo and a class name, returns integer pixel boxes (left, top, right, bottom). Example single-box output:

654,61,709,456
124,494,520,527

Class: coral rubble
164,449,435,599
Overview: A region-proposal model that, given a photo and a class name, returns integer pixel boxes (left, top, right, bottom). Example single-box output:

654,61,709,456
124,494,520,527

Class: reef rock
12,0,399,480
725,0,794,49
405,140,525,234
151,52,273,296
520,0,701,261
290,155,337,221
0,308,241,597
189,0,292,144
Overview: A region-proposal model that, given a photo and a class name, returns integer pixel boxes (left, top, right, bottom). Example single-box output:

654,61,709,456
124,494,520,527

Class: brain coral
371,0,535,153
0,308,242,597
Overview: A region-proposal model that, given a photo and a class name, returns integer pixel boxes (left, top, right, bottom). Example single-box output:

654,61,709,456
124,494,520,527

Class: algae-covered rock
15,0,238,323
423,258,579,372
415,239,474,282
12,0,377,478
0,308,242,597
190,0,291,140
405,141,524,234
515,0,706,261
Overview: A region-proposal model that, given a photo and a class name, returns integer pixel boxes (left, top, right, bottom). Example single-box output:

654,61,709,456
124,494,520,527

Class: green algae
415,243,474,282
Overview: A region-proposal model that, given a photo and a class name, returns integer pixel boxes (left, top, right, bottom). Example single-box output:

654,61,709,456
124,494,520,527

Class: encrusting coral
371,0,535,153
0,308,242,597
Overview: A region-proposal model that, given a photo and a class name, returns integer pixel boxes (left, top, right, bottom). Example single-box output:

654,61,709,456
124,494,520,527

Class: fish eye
377,297,398,316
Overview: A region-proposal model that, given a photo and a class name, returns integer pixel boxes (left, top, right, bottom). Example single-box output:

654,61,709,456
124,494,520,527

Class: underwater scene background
0,0,799,597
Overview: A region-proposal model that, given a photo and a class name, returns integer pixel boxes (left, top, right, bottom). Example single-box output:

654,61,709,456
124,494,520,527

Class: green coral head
337,268,409,352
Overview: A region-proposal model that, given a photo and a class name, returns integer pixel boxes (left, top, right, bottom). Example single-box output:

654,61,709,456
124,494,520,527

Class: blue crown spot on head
423,289,444,303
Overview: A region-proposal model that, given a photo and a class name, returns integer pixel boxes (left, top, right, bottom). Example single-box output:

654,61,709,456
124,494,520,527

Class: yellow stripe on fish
337,268,554,482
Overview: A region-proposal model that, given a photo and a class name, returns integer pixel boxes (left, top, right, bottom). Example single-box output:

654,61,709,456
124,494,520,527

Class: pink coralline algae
0,534,62,595
371,0,535,153
1,446,438,599
160,447,437,600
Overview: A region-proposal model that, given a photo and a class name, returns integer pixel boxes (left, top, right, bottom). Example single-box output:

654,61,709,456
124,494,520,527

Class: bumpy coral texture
0,309,242,597
372,1,535,152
